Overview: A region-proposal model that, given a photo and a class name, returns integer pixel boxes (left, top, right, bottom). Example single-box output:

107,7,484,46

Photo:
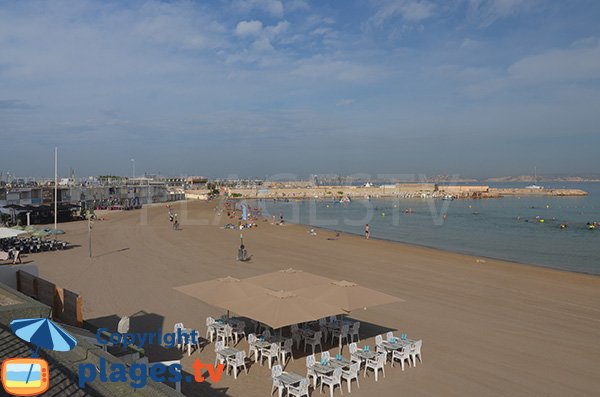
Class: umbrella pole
25,346,40,384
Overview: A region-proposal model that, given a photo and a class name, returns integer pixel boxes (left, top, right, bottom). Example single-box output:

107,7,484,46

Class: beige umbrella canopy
219,289,343,330
244,268,336,291
296,280,404,313
175,276,270,311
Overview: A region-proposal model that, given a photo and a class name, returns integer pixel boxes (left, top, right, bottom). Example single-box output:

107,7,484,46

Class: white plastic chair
232,320,246,345
174,323,185,351
332,324,350,350
319,318,329,341
348,342,361,363
349,322,360,343
391,347,411,370
247,333,260,362
304,331,322,354
118,316,130,334
306,354,318,388
375,334,383,348
364,353,386,381
386,332,394,341
263,329,272,339
261,342,280,368
320,367,342,397
410,340,422,366
281,338,294,365
206,317,216,342
217,324,233,345
320,351,330,362
214,340,225,366
271,365,284,397
341,361,360,393
226,350,248,379
291,324,302,349
185,328,201,356
287,378,309,397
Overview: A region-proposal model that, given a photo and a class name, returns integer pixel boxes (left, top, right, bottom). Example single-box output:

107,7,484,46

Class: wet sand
27,200,600,396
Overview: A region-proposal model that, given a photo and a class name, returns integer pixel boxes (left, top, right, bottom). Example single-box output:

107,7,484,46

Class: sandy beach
25,200,600,396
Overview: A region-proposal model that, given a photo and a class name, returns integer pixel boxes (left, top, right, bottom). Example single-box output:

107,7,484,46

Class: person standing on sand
365,224,370,239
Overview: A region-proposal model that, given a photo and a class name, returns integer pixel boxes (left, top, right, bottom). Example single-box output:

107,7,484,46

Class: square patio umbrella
244,268,336,291
295,280,404,313
174,276,270,312
218,289,344,330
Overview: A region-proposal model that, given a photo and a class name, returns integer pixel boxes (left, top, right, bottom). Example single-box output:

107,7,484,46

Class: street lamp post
131,158,135,179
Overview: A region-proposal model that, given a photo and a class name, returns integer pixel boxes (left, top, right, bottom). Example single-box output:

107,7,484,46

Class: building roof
0,282,181,397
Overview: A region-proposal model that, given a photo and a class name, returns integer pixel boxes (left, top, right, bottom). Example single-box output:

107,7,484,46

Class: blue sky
1,0,599,179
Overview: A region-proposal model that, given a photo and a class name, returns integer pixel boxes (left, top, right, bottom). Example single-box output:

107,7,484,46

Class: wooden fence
16,270,83,327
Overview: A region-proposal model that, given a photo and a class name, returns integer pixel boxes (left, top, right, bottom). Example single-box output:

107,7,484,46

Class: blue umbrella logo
9,318,77,385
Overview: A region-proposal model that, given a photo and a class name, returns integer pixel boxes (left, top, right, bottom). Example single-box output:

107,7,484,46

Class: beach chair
364,353,386,381
226,350,248,379
271,365,284,397
342,362,360,393
287,378,310,397
320,367,343,397
386,331,394,341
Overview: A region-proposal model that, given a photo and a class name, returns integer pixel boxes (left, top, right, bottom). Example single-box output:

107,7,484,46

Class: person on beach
365,224,370,239
279,212,284,225
173,219,179,230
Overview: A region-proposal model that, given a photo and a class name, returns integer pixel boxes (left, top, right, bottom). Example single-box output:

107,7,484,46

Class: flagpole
54,147,58,230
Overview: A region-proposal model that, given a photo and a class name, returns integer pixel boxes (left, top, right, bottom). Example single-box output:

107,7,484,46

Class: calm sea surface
252,183,600,275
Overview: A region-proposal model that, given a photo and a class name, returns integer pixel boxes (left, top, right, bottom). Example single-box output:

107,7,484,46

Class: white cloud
508,41,600,83
336,99,354,106
467,0,536,27
235,20,264,37
265,20,289,37
460,38,482,50
285,0,310,12
369,0,435,26
293,55,380,82
233,0,284,18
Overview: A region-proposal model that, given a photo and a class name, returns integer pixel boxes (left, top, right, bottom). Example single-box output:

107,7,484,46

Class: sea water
252,183,600,275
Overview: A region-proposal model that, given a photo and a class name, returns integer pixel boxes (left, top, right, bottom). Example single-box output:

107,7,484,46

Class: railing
16,270,83,327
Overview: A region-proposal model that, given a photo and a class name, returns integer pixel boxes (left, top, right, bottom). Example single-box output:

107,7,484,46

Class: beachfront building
0,178,181,225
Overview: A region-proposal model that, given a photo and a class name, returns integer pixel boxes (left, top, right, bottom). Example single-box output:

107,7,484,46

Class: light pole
131,159,135,179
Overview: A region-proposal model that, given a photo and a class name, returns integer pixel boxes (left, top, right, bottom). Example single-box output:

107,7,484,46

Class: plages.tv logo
79,327,225,389
2,318,76,396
